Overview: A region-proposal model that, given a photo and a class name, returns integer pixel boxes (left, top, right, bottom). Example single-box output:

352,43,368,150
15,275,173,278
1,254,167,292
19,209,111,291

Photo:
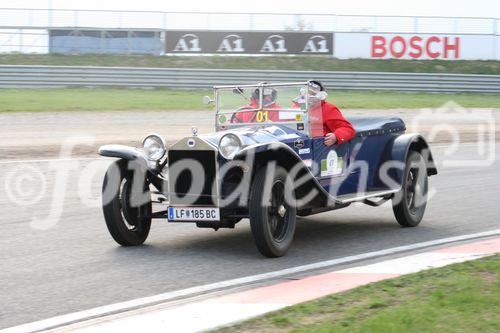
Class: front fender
234,142,342,209
98,144,149,170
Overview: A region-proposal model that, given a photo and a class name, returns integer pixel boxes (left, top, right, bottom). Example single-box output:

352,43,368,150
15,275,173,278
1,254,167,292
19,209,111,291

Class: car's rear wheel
249,166,296,257
102,159,152,246
392,151,428,227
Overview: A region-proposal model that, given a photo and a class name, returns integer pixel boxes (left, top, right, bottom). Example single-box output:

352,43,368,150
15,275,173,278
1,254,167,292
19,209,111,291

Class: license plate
168,207,220,222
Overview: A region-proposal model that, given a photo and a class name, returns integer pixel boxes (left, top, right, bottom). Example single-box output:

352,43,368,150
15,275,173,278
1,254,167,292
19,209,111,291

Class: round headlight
142,134,166,161
219,134,242,159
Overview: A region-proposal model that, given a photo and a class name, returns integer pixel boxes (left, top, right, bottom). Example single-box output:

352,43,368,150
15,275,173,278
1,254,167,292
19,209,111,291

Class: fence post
28,9,33,28
18,29,23,52
331,32,336,59
249,13,254,30
118,11,123,28
48,1,53,27
493,18,498,60
74,10,79,27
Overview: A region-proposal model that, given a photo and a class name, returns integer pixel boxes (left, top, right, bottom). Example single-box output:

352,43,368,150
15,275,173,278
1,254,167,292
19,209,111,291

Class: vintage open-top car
99,81,437,257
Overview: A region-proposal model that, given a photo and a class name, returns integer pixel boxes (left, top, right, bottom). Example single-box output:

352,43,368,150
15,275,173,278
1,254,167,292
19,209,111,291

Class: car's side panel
286,137,313,161
331,133,397,195
233,142,342,210
312,137,351,196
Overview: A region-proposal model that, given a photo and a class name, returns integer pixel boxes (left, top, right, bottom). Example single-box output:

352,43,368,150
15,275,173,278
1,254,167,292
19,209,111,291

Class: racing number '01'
255,110,269,122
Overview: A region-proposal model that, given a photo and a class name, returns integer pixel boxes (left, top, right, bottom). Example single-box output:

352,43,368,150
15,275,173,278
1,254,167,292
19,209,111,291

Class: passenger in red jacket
309,81,355,146
321,100,356,146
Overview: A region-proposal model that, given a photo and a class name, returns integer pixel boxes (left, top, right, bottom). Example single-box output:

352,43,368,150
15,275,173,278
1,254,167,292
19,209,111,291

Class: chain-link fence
0,8,498,54
1,8,498,32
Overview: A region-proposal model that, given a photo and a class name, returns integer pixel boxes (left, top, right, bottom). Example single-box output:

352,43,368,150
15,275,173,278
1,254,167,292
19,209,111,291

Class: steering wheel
230,106,256,124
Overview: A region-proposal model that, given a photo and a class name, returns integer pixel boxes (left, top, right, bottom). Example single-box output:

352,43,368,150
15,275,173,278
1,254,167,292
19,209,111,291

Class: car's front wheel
249,165,296,257
392,151,428,227
102,159,152,246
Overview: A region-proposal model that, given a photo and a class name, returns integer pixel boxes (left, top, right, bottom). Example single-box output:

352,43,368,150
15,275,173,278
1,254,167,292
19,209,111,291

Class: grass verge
1,54,499,75
1,88,500,113
215,254,500,333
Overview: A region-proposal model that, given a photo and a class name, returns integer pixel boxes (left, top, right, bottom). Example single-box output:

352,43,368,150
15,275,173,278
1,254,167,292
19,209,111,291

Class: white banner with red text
334,33,500,60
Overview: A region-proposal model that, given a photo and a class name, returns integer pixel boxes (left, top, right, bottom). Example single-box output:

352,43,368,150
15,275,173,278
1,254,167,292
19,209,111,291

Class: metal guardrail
0,65,499,93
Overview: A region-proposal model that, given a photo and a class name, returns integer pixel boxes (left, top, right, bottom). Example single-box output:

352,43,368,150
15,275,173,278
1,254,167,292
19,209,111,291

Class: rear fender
379,134,438,187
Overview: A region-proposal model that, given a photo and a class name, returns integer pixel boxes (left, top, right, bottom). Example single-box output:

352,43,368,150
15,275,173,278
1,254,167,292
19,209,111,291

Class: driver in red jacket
232,87,281,123
309,81,355,146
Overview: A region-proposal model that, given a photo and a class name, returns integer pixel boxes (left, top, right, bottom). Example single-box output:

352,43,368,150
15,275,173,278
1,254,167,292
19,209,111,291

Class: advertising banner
165,31,333,55
334,33,498,60
49,29,164,55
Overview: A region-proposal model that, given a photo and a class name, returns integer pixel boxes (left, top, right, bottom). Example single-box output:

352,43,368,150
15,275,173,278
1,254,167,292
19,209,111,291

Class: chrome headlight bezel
218,134,243,160
142,134,166,161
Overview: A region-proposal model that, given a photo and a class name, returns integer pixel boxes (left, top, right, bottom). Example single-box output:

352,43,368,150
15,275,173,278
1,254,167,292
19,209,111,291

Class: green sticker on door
321,150,344,177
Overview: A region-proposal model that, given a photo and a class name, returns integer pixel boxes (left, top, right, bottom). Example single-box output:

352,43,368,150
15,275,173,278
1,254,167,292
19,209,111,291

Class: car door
311,136,351,196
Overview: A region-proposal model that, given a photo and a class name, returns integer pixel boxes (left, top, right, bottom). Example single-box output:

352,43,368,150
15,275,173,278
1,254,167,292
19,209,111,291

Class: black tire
102,159,152,246
392,151,428,227
249,165,296,257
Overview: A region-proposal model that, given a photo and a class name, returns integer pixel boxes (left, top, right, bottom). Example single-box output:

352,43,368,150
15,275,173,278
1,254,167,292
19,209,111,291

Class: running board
336,189,400,204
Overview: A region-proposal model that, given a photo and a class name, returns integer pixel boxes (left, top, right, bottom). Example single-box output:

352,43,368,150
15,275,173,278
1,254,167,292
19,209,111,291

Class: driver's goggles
262,88,274,95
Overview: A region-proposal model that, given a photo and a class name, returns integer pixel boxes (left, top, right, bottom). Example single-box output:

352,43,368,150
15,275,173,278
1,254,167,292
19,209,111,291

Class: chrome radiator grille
167,150,217,206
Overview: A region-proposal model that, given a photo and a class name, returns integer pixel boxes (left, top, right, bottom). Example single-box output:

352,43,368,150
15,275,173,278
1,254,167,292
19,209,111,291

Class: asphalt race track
1,111,499,329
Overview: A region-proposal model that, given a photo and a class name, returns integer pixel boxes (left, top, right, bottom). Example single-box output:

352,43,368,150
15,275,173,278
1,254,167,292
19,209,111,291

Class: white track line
0,157,101,165
71,251,495,333
2,229,499,333
340,252,488,274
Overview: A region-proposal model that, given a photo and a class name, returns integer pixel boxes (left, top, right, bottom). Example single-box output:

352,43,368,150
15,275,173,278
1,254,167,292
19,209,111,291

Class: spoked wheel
392,151,428,227
268,180,288,242
250,166,296,257
102,159,152,246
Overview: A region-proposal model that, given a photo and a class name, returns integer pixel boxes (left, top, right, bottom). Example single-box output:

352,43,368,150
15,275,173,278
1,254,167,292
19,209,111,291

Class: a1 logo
217,34,245,52
173,34,201,52
260,35,287,53
302,35,329,53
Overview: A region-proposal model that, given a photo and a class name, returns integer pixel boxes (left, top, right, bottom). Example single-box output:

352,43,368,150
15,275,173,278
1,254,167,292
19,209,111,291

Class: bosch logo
371,35,460,59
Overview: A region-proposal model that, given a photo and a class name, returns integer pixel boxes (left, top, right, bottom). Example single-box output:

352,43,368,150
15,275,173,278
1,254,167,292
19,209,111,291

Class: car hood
198,125,306,148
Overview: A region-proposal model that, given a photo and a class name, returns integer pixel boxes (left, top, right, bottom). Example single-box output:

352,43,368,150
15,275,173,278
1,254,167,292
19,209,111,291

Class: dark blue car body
99,82,438,257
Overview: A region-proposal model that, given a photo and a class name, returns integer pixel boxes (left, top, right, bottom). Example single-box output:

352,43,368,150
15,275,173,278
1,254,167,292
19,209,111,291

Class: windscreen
216,84,323,135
